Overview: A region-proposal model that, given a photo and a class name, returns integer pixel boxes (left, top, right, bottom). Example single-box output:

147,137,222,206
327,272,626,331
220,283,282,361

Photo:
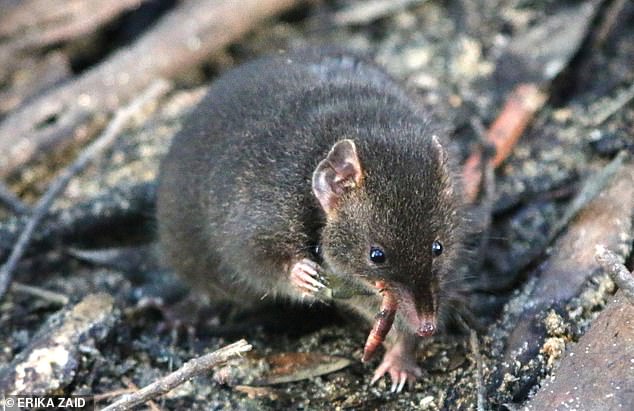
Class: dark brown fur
157,47,465,345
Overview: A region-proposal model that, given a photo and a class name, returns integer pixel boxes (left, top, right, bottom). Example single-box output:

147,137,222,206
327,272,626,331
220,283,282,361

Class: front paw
289,258,327,298
370,347,423,393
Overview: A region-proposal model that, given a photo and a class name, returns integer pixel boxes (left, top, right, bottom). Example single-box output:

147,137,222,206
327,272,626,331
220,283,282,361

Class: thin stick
101,339,253,411
593,81,634,126
469,116,495,265
11,281,69,305
0,182,30,215
333,0,427,25
94,389,136,402
592,0,628,49
0,80,170,300
595,245,634,303
122,376,162,411
469,330,486,411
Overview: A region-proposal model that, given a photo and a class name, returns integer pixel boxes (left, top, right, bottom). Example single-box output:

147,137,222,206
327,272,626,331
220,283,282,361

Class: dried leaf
259,352,353,385
214,352,352,386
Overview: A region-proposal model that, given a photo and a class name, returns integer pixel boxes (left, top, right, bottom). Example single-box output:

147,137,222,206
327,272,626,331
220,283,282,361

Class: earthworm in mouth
362,281,397,362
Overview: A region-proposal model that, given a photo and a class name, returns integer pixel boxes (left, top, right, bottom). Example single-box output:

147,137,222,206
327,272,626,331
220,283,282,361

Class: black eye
432,240,443,257
369,247,386,264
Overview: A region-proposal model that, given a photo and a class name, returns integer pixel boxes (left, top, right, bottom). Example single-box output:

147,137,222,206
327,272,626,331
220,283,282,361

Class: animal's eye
369,247,386,264
431,240,443,257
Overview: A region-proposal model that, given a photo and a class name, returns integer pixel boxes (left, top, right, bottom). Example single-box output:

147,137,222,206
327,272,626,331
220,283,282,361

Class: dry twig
593,81,634,126
592,0,628,50
469,330,486,411
0,182,30,215
595,245,634,304
94,389,136,402
11,281,69,305
0,80,170,300
121,376,162,411
102,340,253,411
333,0,427,25
468,116,496,265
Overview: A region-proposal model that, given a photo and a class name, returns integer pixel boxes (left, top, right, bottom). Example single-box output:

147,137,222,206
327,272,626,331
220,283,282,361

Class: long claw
301,263,318,276
370,375,379,385
370,361,389,385
289,258,327,297
397,373,407,393
370,335,422,393
302,273,326,289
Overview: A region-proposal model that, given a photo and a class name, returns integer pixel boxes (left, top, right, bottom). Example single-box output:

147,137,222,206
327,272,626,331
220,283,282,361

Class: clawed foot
370,338,422,393
289,258,327,298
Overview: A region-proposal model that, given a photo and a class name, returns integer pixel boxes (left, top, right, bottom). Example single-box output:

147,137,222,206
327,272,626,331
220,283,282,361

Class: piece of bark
502,158,633,361
0,293,118,395
492,157,634,402
0,0,303,178
524,291,634,410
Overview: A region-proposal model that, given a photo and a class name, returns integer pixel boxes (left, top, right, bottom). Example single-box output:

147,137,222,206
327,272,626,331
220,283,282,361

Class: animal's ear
431,134,449,164
312,139,363,214
431,134,455,197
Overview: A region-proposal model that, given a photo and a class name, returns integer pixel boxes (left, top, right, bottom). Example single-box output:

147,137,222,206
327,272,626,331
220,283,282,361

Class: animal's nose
416,320,436,337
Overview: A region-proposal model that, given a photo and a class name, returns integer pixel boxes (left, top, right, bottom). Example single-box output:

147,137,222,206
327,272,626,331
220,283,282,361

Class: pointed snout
412,284,437,337
390,282,438,337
